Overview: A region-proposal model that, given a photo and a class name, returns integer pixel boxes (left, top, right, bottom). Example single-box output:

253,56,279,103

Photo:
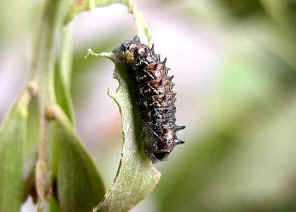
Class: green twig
30,0,60,208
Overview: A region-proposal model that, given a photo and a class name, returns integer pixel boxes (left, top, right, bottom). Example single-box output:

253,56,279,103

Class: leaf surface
0,92,30,212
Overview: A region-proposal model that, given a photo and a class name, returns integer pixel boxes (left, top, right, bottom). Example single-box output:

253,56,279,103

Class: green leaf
0,91,30,212
86,52,160,212
53,106,105,212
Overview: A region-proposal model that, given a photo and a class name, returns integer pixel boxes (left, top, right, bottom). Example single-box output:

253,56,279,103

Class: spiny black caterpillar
114,36,185,163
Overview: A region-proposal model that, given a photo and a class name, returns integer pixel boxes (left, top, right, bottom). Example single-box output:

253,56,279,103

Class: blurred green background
1,0,296,211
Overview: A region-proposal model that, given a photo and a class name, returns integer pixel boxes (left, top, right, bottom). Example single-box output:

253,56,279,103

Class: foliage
0,0,159,211
2,0,296,212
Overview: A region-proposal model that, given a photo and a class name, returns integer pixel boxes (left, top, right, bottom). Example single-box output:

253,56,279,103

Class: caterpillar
114,36,185,163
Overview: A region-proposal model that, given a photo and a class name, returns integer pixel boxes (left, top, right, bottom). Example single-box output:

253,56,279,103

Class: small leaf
0,91,30,212
87,53,160,212
53,106,105,212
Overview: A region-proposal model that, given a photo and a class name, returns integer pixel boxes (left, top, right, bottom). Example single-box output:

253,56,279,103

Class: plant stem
30,0,59,206
56,25,75,122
